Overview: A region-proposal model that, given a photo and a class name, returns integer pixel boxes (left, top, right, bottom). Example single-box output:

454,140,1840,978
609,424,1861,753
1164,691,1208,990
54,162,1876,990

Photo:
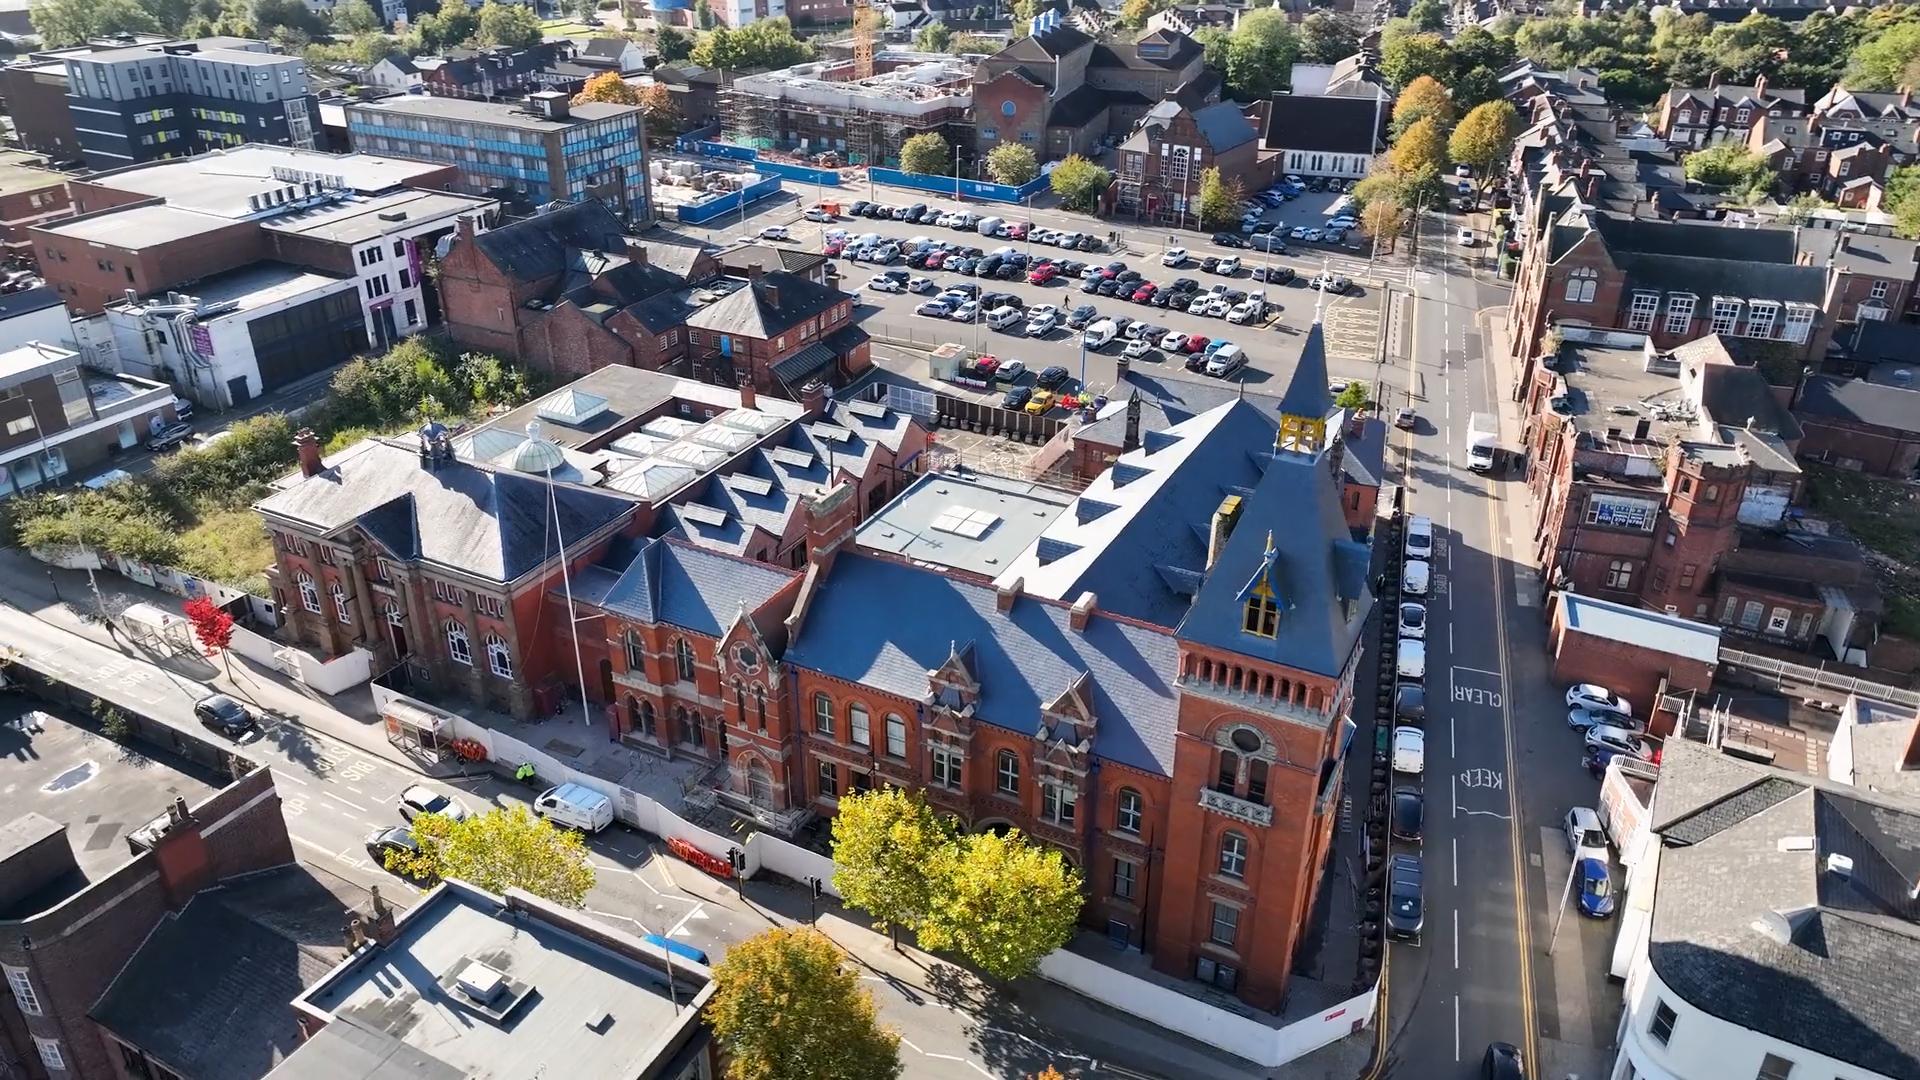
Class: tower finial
1313,257,1329,325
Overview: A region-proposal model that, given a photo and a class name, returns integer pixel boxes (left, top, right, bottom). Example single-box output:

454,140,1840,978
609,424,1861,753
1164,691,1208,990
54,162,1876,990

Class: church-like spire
1275,263,1333,456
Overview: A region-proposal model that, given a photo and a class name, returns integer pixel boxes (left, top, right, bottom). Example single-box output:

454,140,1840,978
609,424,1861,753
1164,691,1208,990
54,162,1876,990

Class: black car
946,282,979,298
1211,232,1248,248
1151,290,1178,308
364,825,423,876
1067,304,1098,329
849,200,871,216
1391,787,1424,841
907,202,927,219
907,251,932,268
949,257,976,274
977,255,1002,275
1224,289,1247,304
1096,279,1122,296
1111,316,1136,337
1115,269,1142,284
864,204,889,218
194,693,255,738
1080,276,1102,293
1002,385,1033,409
1036,365,1070,389
1199,256,1219,273
1184,352,1209,373
1076,234,1102,251
1172,277,1198,292
995,263,1024,280
981,291,1022,310
1248,221,1276,235
1003,253,1029,269
1254,266,1296,284
1394,682,1426,725
1057,259,1085,276
1484,1042,1526,1080
1387,854,1424,941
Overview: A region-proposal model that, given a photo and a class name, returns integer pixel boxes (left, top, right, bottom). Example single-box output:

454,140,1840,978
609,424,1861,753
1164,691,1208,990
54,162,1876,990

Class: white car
1160,329,1187,351
1204,296,1232,318
803,208,835,222
1585,724,1650,759
951,300,979,321
1405,515,1434,560
998,359,1026,381
1396,639,1426,681
1187,295,1213,315
758,225,792,240
1217,256,1240,275
1123,337,1152,359
1024,314,1059,336
398,784,470,823
1398,602,1426,640
1458,228,1476,246
1226,300,1259,324
1565,684,1631,718
1402,559,1430,596
866,276,904,293
1027,303,1059,320
1392,727,1426,774
1031,228,1058,244
908,276,937,293
1568,708,1642,733
1162,247,1189,266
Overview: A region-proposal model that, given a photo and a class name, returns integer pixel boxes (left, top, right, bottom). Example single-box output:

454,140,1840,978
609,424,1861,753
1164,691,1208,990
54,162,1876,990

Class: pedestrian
1374,572,1387,593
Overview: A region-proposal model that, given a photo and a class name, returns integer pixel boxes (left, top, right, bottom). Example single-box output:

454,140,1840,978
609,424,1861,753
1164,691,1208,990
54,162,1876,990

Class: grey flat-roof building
345,92,652,224
64,38,317,170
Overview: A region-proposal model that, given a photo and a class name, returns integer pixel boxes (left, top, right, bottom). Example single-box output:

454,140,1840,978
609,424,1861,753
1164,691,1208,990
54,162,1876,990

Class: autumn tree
984,142,1039,186
708,928,902,1080
919,829,1082,981
899,132,952,175
1390,115,1448,185
182,595,236,676
1118,0,1152,29
1391,75,1454,140
1195,166,1240,231
383,806,596,906
1448,100,1518,194
830,788,956,945
657,25,694,62
574,71,639,105
637,82,681,140
1360,198,1407,253
1048,154,1111,212
474,0,541,47
30,0,157,47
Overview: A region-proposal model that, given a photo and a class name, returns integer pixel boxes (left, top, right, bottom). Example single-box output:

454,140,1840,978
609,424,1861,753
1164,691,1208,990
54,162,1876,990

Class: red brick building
1653,74,1806,150
1792,372,1920,477
0,151,73,261
1549,592,1720,726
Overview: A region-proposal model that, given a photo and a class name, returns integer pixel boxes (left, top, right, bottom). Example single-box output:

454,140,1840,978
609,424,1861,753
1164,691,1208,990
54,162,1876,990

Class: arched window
1216,749,1240,793
747,760,774,807
331,582,352,625
1564,268,1597,304
733,680,748,727
674,706,693,746
485,633,512,679
1247,758,1270,805
625,629,644,670
1116,788,1143,834
296,571,320,613
996,749,1020,795
639,698,656,737
1219,831,1249,879
754,686,767,733
674,638,695,682
445,621,471,665
384,601,404,626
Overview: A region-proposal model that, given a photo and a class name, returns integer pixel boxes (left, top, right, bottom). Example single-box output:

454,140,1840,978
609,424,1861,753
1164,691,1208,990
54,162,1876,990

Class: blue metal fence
866,167,1050,204
751,158,843,186
675,175,784,224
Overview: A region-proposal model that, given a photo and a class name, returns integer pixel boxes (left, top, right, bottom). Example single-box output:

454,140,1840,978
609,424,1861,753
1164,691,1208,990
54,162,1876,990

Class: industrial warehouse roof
81,144,457,217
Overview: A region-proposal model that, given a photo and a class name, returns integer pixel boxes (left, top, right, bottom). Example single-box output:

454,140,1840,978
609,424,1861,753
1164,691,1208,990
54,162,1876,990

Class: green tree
1450,24,1515,75
1048,153,1111,212
1118,0,1152,30
1683,144,1776,197
657,24,694,61
1360,197,1407,253
1704,12,1791,83
474,0,540,47
919,830,1082,982
691,23,736,66
380,805,596,906
1391,74,1454,139
30,0,158,47
1390,114,1447,178
984,142,1039,186
573,69,639,104
1846,20,1920,90
1192,26,1230,75
708,928,903,1080
137,0,199,34
1380,30,1454,89
1195,165,1239,231
1297,12,1360,64
253,0,331,40
830,788,957,944
1223,9,1298,99
914,20,951,51
415,0,477,50
331,0,382,34
899,131,951,175
1407,0,1444,32
1781,190,1833,226
950,32,999,54
1334,381,1373,410
1448,99,1518,194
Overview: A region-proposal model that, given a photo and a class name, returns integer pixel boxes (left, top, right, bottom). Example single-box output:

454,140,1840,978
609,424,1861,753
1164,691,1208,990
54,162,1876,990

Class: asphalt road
1377,210,1625,1079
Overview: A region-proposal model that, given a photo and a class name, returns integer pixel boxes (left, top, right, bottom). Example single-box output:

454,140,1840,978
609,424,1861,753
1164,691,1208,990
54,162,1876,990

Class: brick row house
252,324,1376,1011
437,200,873,395
1114,99,1267,222
970,22,1212,162
1653,74,1807,150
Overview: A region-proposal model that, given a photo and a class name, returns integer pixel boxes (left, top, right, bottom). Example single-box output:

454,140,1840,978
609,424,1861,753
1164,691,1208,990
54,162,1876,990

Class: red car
1027,262,1058,284
924,251,947,269
1008,222,1031,239
973,354,1001,374
1131,283,1157,303
1182,334,1211,354
824,240,845,256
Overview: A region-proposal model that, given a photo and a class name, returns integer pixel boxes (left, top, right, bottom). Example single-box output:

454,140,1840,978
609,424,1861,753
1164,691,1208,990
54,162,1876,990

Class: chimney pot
295,428,323,477
1069,591,1096,631
1756,73,1768,96
738,377,757,410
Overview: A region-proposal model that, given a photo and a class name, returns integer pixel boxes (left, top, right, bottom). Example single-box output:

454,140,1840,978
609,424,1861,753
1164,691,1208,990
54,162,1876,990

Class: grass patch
176,509,274,596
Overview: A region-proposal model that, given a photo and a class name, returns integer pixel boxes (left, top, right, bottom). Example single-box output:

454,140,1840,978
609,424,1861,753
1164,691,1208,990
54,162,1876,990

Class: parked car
1577,858,1616,918
1036,365,1070,389
866,276,904,294
908,276,937,294
1395,407,1418,430
1484,1043,1526,1080
1162,247,1189,266
398,784,470,823
1391,787,1424,841
1386,854,1424,941
145,421,195,452
1398,602,1427,640
1403,559,1431,596
1394,682,1426,724
997,359,1026,382
1122,337,1153,359
1396,639,1426,682
1067,304,1098,329
1563,807,1610,862
1405,514,1434,559
1585,724,1651,760
1253,265,1295,284
193,693,255,738
1003,385,1033,409
1310,273,1352,293
171,397,195,421
1392,726,1425,774
364,825,421,874
1027,262,1059,284
1024,390,1055,414
1159,329,1187,351
1212,232,1248,247
1565,684,1632,718
1024,313,1059,336
915,300,952,318
757,225,792,240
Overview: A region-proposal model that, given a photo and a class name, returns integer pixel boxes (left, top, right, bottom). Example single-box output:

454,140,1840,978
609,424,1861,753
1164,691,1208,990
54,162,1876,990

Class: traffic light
809,876,824,902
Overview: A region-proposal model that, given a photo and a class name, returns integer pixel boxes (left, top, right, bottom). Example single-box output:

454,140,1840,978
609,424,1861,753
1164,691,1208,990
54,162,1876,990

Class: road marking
1452,836,1458,888
1453,908,1460,970
322,790,369,813
276,772,308,787
292,834,339,858
898,1037,995,1079
1452,664,1505,679
666,902,708,938
1454,995,1461,1062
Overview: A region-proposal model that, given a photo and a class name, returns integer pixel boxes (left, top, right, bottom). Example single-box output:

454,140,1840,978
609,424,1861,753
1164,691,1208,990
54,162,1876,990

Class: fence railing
1719,647,1920,709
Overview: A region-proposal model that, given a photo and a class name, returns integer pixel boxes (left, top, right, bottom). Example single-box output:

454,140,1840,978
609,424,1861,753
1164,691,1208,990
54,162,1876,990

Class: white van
534,783,614,834
1205,343,1246,376
1403,559,1431,596
986,305,1022,330
976,216,1005,236
1405,515,1435,560
1082,318,1117,348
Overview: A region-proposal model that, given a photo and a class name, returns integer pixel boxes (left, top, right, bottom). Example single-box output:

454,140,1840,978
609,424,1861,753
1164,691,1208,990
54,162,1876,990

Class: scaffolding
724,54,975,170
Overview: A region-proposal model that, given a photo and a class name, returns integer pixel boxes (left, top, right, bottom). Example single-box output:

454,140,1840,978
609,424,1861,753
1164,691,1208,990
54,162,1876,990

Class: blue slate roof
595,536,797,634
1176,443,1372,678
786,553,1181,775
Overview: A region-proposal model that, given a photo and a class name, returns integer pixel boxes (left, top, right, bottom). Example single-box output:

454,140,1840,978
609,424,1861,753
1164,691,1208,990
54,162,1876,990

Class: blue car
1577,857,1615,918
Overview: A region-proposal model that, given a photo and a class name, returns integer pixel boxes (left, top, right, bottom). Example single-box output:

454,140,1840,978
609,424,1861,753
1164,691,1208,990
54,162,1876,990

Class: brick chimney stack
738,375,757,410
1755,73,1768,97
996,577,1023,612
366,886,399,946
1069,591,1096,631
294,428,322,478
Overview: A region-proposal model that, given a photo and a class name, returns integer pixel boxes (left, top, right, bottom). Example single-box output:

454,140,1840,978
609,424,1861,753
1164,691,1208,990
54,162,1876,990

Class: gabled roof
1797,375,1920,435
784,552,1182,775
1260,93,1381,156
472,201,632,285
996,22,1093,63
592,535,797,633
683,272,846,339
254,439,635,583
1191,101,1256,153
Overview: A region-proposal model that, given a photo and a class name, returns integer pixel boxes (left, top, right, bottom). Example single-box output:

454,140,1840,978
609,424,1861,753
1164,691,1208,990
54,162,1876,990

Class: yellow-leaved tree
708,927,902,1080
381,805,596,907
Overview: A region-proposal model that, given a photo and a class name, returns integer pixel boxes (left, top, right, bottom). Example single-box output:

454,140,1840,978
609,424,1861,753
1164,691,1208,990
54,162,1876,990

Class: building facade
1653,75,1806,150
0,151,75,259
345,92,652,223
0,341,179,498
1115,99,1264,222
63,38,318,170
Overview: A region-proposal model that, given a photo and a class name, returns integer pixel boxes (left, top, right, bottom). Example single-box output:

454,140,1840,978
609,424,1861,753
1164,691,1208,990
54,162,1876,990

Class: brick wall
437,216,531,357
1549,614,1716,718
33,213,264,316
973,71,1048,158
0,180,72,255
1,68,82,159
1796,414,1920,476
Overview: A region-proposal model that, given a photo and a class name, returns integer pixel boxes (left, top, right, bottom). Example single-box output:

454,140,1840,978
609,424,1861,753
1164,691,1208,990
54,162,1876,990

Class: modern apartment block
345,92,652,223
62,37,318,169
726,53,975,168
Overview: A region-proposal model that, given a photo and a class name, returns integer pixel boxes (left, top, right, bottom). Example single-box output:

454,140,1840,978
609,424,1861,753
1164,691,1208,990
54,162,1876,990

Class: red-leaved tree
182,595,236,675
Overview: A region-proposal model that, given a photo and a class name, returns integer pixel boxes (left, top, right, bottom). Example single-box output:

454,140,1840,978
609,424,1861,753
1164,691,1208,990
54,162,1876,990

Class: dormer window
1243,582,1279,637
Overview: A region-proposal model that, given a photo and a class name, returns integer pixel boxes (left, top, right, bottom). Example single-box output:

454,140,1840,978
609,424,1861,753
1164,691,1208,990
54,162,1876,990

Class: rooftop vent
448,957,534,1024
1777,835,1814,852
1827,852,1855,877
1752,905,1819,948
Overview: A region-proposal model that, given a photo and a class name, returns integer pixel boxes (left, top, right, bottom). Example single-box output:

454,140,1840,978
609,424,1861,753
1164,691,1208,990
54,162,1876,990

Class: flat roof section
349,95,640,132
1560,592,1722,665
261,188,494,245
183,262,355,313
1548,337,1695,443
42,203,234,247
83,145,461,218
855,470,1075,577
0,151,69,197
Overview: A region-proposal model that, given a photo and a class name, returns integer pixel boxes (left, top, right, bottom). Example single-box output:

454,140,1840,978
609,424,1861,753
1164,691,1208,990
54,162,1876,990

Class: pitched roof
716,242,827,277
1646,739,1920,1080
1260,93,1381,156
472,201,632,284
996,22,1093,63
683,272,846,339
254,439,635,582
1797,374,1920,434
784,552,1183,775
593,536,796,633
1048,82,1113,129
1280,320,1334,421
1191,101,1256,153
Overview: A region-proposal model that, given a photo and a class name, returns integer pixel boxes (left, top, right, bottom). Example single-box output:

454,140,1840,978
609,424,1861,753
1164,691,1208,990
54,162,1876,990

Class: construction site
723,51,977,169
